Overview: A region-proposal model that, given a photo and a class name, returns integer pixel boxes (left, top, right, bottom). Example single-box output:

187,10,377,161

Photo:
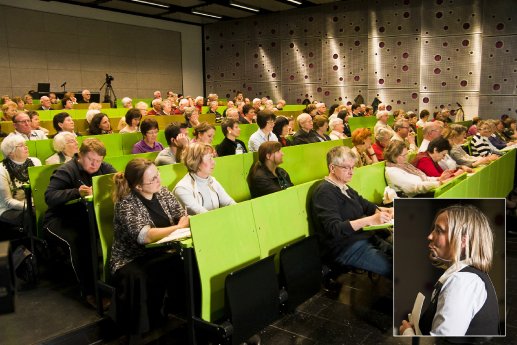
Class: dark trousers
111,252,184,335
44,217,95,296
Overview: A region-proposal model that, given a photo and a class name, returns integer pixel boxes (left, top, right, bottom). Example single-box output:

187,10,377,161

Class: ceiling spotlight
130,0,169,9
286,0,302,5
192,11,223,19
230,1,260,12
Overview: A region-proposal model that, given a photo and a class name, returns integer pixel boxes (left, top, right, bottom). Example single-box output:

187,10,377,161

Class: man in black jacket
292,113,320,145
43,138,116,307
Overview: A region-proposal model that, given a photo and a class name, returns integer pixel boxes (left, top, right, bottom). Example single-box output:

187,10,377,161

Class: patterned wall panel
367,36,421,89
367,89,421,113
205,40,245,82
203,0,516,117
280,7,324,38
418,92,479,118
480,35,517,95
420,35,482,92
323,37,368,87
322,0,368,38
244,39,282,83
479,96,517,117
205,81,245,100
482,0,517,36
421,0,482,37
281,38,323,85
368,0,422,37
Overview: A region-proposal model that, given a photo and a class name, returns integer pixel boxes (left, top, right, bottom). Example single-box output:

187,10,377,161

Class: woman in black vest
399,205,500,336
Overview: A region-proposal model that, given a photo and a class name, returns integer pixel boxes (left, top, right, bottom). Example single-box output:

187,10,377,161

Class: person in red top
372,128,393,161
413,137,459,179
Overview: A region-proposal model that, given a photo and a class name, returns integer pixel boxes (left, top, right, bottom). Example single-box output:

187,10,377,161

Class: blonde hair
434,204,494,272
182,142,215,173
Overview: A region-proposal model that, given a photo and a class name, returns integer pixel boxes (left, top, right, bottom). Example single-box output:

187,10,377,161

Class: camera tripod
100,79,117,108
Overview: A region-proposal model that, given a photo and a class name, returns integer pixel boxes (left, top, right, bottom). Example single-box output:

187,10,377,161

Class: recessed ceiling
45,0,333,26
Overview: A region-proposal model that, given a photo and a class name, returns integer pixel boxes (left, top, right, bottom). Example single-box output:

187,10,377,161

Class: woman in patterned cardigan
110,158,189,337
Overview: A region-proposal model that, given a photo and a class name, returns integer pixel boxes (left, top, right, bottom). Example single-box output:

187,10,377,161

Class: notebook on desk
155,228,191,244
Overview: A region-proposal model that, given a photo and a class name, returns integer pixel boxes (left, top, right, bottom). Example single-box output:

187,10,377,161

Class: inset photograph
393,199,505,337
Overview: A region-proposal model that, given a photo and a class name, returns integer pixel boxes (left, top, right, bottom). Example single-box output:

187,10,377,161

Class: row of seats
88,144,515,343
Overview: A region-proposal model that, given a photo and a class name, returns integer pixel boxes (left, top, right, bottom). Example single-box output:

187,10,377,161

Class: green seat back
348,161,386,204
91,173,116,281
156,163,188,190
212,153,252,202
190,201,260,322
120,132,143,154
104,152,159,171
28,164,61,238
35,139,55,164
348,116,377,133
252,187,308,259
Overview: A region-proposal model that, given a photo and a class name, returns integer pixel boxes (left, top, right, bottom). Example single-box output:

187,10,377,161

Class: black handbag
12,245,38,285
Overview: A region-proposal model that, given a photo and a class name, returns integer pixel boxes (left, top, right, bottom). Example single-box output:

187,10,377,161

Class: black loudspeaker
0,241,15,314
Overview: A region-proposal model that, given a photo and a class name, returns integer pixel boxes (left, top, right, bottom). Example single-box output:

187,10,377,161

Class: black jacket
292,129,320,145
43,157,116,223
310,180,376,262
248,165,293,199
216,137,248,157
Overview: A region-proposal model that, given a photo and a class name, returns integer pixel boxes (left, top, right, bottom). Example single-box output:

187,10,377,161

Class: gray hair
328,117,343,131
393,119,409,132
151,98,162,107
376,110,389,120
375,128,393,142
184,107,197,118
296,113,312,126
1,134,26,157
122,97,132,106
53,131,77,152
326,146,357,170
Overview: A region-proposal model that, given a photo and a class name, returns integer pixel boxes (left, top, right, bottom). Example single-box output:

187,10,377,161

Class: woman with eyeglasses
384,140,445,197
173,142,235,215
0,135,41,238
131,118,164,154
470,120,503,157
45,131,79,165
247,141,293,198
111,158,189,337
310,146,393,278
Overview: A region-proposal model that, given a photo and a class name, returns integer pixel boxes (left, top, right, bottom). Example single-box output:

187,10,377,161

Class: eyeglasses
15,120,31,124
332,164,354,172
146,130,159,135
142,173,160,185
15,143,27,149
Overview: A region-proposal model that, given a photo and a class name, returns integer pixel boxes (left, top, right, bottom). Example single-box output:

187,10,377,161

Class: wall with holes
204,0,517,119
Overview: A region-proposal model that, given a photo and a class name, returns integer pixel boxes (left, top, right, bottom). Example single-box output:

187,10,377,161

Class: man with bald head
418,121,444,152
39,96,52,110
10,112,47,140
80,89,91,103
153,90,162,101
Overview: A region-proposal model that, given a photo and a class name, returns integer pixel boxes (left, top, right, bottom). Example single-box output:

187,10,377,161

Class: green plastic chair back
104,152,159,171
252,187,308,259
28,164,61,238
91,173,116,282
189,201,260,322
156,163,188,190
212,153,252,202
348,161,386,204
35,139,55,164
120,132,143,154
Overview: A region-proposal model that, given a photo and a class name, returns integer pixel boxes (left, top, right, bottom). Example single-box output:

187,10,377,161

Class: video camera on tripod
100,73,117,107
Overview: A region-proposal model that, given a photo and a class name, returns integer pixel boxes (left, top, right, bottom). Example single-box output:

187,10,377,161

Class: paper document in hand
363,219,394,231
155,228,191,244
408,292,425,335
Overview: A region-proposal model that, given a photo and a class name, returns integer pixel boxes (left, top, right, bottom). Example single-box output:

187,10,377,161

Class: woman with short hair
184,107,200,128
313,115,331,141
173,143,235,215
192,122,216,145
372,128,393,161
247,141,293,198
52,112,77,136
351,128,378,167
45,132,79,165
328,118,346,140
131,118,164,154
0,135,41,234
119,109,141,134
384,140,444,197
272,116,291,147
412,137,458,178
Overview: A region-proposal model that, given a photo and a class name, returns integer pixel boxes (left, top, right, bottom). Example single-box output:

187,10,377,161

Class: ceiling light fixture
286,0,302,5
229,2,260,12
130,0,169,9
192,10,223,19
